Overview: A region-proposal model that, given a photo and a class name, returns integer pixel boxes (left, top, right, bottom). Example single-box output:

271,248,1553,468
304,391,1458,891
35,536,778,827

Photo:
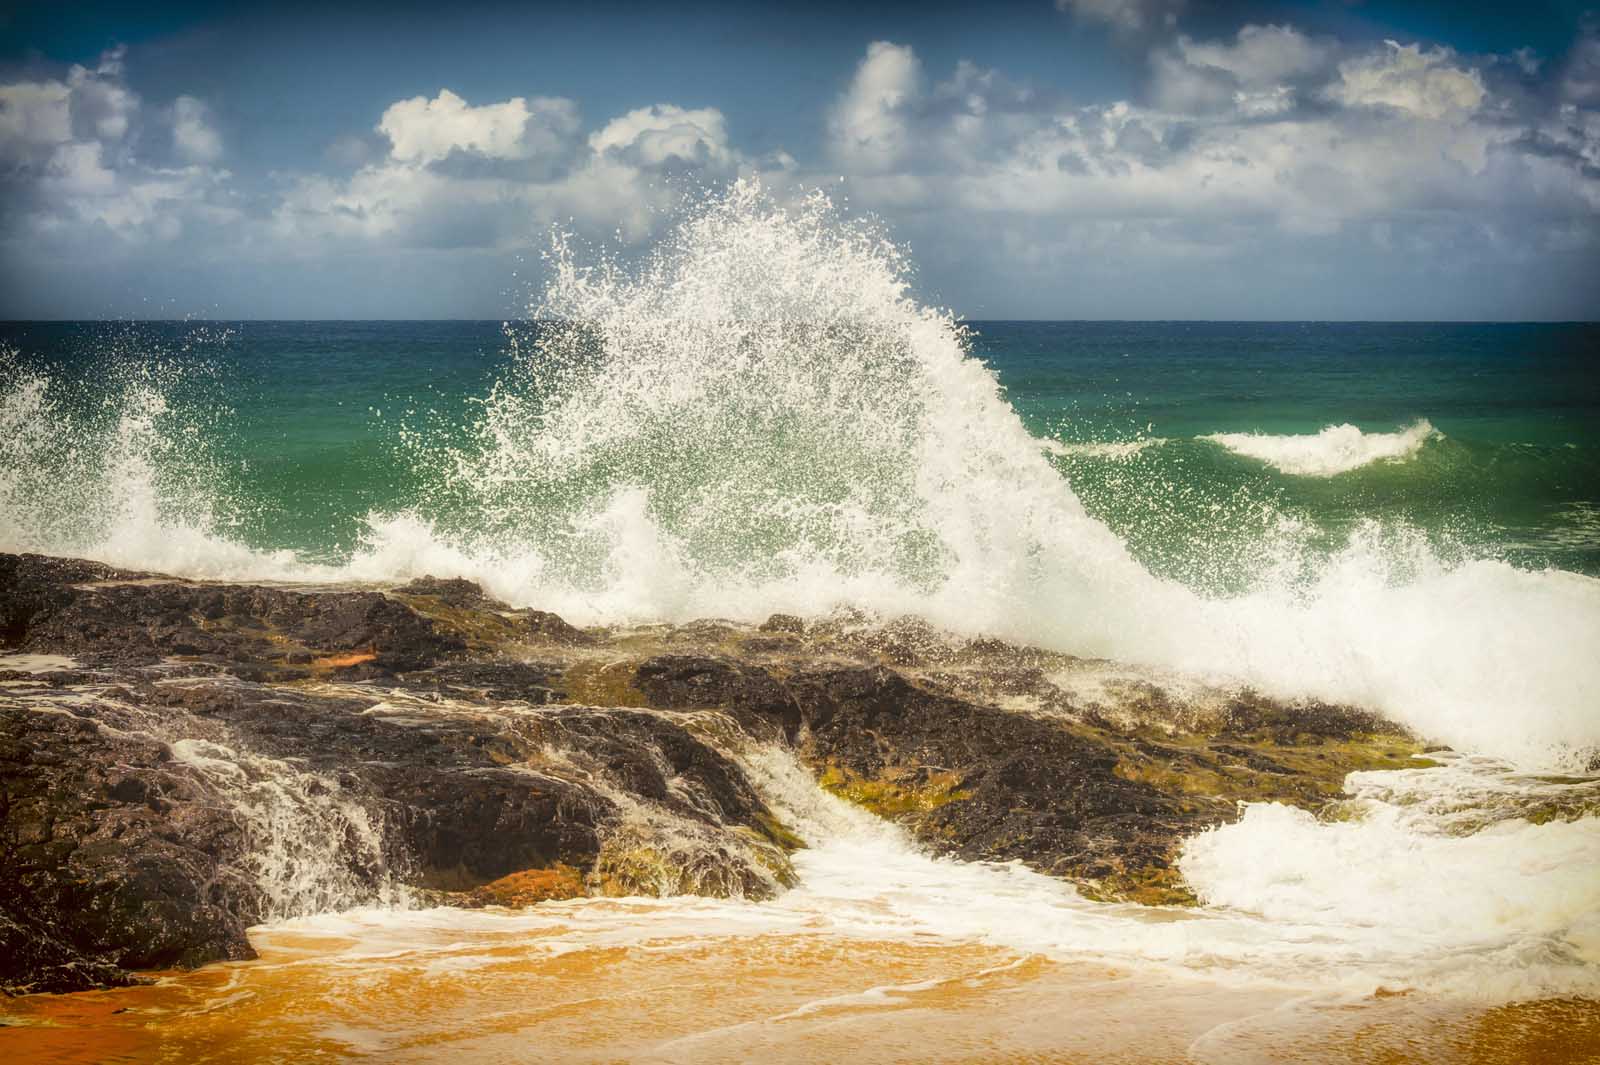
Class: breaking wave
1201,419,1440,476
2,184,1598,772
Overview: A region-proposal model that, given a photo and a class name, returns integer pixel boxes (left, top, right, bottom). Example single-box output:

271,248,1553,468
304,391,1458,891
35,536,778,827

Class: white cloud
0,80,74,157
589,104,734,171
1149,48,1236,113
46,141,118,197
1561,24,1600,106
0,49,139,167
809,33,1598,299
172,96,221,163
1331,41,1486,120
1179,25,1332,86
66,48,138,143
1153,25,1332,114
277,91,757,252
829,41,922,172
0,48,235,244
5,23,1596,320
378,89,579,164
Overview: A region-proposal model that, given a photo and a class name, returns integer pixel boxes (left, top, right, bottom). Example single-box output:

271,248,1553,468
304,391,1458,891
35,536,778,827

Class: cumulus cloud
276,88,751,253
0,47,234,247
829,45,1052,175
828,41,922,172
378,88,580,164
0,79,74,160
1179,24,1333,85
3,16,1596,320
262,27,1598,317
172,96,221,163
814,33,1598,314
1152,25,1334,115
0,48,139,169
1331,41,1486,120
589,104,734,171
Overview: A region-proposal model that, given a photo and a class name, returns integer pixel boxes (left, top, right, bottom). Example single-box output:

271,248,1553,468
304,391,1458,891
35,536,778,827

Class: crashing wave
2,186,1598,772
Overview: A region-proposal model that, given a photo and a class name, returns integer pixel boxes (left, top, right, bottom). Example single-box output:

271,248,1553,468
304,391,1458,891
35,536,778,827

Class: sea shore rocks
0,552,1429,994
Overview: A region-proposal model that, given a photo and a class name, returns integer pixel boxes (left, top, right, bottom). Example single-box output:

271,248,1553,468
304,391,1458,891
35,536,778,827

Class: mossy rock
818,764,972,818
561,658,653,708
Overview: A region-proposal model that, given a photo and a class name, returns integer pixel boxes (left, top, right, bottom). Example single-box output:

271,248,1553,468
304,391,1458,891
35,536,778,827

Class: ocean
5,318,1598,582
1,186,1597,1060
4,309,1598,765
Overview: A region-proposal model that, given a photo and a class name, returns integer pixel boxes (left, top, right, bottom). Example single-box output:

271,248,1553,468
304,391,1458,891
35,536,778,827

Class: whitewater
3,182,1598,1057
4,182,1596,773
1202,419,1440,477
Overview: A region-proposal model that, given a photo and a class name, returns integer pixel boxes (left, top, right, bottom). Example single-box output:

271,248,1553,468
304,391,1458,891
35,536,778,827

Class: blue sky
1,0,1596,319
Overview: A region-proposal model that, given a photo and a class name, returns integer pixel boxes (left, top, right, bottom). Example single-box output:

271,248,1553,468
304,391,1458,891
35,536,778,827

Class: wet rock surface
0,552,1429,993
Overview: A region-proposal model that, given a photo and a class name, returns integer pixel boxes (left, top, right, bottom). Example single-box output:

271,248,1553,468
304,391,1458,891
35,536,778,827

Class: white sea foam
2,187,1598,774
1201,419,1439,476
260,747,1600,1001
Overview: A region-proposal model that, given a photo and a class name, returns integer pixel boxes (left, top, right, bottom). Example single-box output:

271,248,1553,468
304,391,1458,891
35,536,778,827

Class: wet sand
4,912,1597,1064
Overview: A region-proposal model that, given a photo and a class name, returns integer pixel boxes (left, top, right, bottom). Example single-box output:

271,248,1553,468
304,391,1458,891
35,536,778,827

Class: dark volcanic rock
1,669,789,992
0,699,258,994
628,655,1210,897
0,554,137,648
394,576,511,610
768,665,1203,894
0,553,465,673
392,575,596,647
633,654,801,741
0,555,794,994
0,553,1427,995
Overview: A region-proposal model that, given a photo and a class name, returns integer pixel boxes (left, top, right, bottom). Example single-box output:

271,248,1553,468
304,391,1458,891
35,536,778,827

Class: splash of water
0,345,317,579
2,185,1598,770
372,181,1598,770
169,737,406,919
243,746,1599,1001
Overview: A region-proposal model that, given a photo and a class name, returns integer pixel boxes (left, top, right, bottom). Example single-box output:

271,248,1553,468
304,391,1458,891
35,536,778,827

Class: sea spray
380,181,1600,771
1,185,1597,770
0,342,318,579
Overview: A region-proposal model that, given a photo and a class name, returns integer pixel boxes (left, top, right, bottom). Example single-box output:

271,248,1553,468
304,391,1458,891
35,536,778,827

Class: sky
0,0,1596,320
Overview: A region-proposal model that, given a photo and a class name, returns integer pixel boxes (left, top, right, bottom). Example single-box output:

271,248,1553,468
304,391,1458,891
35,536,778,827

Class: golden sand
3,915,1596,1065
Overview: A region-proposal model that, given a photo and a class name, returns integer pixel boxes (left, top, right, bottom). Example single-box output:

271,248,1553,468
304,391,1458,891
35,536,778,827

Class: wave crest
1202,419,1440,476
2,188,1598,772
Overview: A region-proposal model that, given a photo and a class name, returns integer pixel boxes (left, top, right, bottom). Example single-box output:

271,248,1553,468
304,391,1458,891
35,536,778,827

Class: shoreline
2,549,1596,1061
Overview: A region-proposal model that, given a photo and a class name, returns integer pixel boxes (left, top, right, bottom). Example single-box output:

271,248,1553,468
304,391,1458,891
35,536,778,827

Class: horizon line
3,318,1598,326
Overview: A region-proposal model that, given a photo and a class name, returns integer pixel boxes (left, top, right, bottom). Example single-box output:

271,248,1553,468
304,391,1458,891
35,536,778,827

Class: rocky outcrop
0,552,1430,994
0,553,465,675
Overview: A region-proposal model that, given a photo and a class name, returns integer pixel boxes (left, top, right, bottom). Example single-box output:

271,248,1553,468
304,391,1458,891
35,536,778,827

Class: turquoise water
3,318,1596,585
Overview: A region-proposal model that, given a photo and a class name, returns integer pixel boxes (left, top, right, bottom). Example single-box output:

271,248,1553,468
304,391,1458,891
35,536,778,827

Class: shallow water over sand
5,742,1598,1063
4,915,1598,1065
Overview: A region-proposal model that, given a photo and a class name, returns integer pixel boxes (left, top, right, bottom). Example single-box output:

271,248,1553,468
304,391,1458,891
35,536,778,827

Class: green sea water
2,318,1595,590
